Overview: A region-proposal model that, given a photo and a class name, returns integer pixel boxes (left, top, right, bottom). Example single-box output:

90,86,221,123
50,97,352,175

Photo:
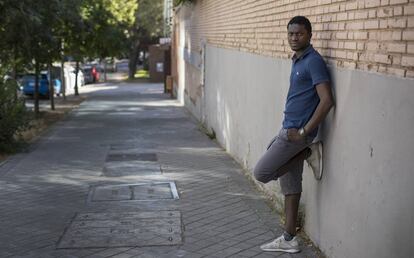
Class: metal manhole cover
89,182,179,202
57,211,182,248
103,161,161,177
106,153,158,162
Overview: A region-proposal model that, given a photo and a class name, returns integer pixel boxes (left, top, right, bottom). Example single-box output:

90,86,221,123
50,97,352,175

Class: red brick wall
179,0,414,78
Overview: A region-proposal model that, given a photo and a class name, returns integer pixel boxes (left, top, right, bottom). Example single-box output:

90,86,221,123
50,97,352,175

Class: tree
0,0,68,114
0,69,32,153
0,1,33,77
82,0,137,63
128,0,164,79
25,0,62,114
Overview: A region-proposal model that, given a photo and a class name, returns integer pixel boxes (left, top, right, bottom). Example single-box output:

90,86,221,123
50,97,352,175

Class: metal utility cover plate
57,211,182,248
90,182,179,202
106,153,158,162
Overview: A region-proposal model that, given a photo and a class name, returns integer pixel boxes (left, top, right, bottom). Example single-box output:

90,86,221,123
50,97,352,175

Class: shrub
0,73,32,153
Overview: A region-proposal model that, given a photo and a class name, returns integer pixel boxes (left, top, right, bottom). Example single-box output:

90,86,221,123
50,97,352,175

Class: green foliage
134,0,164,40
0,74,32,153
81,0,138,59
0,0,138,69
135,69,149,78
127,0,163,78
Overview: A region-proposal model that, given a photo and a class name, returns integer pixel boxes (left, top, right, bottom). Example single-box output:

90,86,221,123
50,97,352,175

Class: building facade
172,1,414,257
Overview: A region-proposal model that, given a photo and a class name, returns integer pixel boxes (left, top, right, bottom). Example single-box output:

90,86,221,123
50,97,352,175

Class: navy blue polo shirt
282,45,330,136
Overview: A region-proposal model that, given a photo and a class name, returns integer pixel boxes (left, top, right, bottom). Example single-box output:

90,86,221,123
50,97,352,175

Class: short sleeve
308,56,330,87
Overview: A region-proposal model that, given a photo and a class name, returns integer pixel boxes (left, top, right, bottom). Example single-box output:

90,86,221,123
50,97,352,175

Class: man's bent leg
254,129,310,183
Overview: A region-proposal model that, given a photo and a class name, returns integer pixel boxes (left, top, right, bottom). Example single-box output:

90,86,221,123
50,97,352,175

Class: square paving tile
103,161,161,176
106,153,158,162
57,211,182,249
89,182,180,202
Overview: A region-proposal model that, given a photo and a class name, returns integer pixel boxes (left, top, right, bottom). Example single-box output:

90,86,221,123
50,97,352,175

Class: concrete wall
201,45,414,258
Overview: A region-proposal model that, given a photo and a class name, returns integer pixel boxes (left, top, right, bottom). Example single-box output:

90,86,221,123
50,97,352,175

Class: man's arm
303,82,334,134
288,82,334,141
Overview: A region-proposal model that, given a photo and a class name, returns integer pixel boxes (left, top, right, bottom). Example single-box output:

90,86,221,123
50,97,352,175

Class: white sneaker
260,235,300,253
306,141,323,180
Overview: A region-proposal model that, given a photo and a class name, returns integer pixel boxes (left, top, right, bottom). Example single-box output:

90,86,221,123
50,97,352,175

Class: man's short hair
287,16,312,34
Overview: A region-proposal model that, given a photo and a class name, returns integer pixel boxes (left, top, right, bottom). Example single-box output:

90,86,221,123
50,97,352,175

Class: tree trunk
104,60,107,82
128,42,140,79
13,46,18,102
143,49,147,70
74,61,79,96
48,63,55,110
61,58,66,100
34,60,40,115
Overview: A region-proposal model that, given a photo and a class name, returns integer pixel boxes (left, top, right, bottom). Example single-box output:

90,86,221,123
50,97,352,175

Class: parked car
66,66,85,87
115,59,129,72
82,65,100,84
22,73,61,97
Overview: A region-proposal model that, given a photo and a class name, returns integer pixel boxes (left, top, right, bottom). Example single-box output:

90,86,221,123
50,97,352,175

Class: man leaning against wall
253,16,334,254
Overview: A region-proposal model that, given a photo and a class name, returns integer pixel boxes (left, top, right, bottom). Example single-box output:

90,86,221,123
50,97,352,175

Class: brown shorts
253,128,314,195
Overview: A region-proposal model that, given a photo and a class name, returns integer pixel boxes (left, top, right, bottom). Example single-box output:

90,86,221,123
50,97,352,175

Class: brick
328,41,339,48
408,43,414,54
336,32,348,39
347,51,359,59
388,18,407,28
357,42,365,50
394,6,403,15
374,54,393,64
380,19,389,28
344,41,357,50
408,16,414,27
401,56,414,66
330,5,340,12
378,7,394,17
366,0,381,7
392,55,402,65
388,43,406,53
337,12,348,21
404,5,414,15
390,0,408,4
347,21,364,30
403,30,414,40
392,30,403,40
335,50,347,59
354,31,369,39
365,20,379,29
367,42,380,50
346,2,358,10
355,11,369,19
343,61,357,69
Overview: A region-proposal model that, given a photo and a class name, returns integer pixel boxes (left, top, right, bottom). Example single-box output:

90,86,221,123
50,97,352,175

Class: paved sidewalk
0,81,321,257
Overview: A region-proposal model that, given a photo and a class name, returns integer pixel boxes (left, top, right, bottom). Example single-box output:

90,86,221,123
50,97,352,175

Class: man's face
287,24,311,52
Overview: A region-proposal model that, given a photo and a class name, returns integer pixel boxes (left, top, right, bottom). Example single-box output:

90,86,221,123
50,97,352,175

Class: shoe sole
261,248,300,253
316,141,323,180
315,141,323,180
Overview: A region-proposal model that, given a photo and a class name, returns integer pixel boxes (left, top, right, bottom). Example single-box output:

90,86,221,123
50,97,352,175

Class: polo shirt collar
291,44,314,62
